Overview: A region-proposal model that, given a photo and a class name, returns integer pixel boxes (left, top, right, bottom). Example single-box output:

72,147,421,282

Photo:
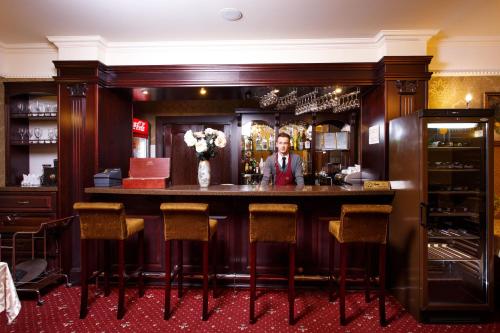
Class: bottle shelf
10,113,57,120
429,212,479,218
10,139,58,145
428,168,480,172
427,243,479,262
428,191,483,195
427,229,479,240
428,146,481,150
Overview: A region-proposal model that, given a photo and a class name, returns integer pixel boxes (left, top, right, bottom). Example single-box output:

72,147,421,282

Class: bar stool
73,202,144,320
329,204,392,326
248,203,298,325
160,203,217,321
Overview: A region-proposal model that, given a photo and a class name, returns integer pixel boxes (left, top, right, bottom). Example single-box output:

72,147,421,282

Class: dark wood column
361,56,432,180
54,61,102,277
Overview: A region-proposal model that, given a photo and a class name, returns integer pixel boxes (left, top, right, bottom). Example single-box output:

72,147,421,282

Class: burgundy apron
274,154,294,185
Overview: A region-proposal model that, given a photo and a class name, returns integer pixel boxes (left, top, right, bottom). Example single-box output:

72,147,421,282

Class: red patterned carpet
1,285,498,332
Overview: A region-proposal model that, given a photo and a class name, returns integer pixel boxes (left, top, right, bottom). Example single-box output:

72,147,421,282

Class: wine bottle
298,129,304,150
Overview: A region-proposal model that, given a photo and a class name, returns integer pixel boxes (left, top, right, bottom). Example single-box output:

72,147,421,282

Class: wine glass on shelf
34,127,42,143
29,128,34,143
48,128,55,143
16,103,24,115
18,128,27,143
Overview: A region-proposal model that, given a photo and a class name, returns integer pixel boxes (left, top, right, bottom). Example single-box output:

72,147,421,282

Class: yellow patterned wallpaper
429,76,500,108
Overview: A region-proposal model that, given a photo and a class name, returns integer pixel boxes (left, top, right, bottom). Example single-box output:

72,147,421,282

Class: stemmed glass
29,128,34,143
34,127,42,143
48,129,55,143
18,128,27,143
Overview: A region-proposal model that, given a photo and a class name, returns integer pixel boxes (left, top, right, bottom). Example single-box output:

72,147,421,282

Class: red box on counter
122,158,170,189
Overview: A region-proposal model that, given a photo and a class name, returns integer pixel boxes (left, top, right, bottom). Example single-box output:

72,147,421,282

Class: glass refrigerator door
425,121,488,305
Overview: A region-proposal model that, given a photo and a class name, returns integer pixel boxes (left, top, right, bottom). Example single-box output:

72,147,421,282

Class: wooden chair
329,204,392,326
73,202,144,319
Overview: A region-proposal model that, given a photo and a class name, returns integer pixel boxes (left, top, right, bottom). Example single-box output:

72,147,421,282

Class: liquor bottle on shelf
304,133,311,150
259,157,264,174
298,129,304,150
255,132,262,151
244,136,253,151
261,134,268,151
269,132,275,151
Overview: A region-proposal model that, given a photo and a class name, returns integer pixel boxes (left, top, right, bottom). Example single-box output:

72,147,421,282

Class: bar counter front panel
85,185,394,282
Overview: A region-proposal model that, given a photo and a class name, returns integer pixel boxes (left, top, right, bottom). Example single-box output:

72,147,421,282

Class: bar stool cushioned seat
73,202,144,320
160,203,217,321
249,203,298,325
329,204,392,326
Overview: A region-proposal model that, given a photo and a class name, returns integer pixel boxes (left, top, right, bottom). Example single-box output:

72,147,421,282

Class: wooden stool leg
339,243,347,326
79,239,88,319
379,243,387,326
329,234,335,302
365,243,371,303
164,240,172,320
178,240,183,298
202,241,209,321
138,230,145,297
103,240,111,297
249,242,256,324
212,232,218,298
117,239,125,319
288,243,296,325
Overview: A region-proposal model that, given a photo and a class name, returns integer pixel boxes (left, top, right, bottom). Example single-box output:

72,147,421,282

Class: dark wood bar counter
84,185,394,283
85,184,393,197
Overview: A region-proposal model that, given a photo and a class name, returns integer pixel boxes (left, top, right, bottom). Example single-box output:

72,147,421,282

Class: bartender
261,132,304,186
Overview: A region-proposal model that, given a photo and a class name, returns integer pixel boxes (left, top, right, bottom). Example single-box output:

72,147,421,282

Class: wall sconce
465,93,472,109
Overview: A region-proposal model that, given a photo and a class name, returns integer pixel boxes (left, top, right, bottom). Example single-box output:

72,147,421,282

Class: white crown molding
429,35,500,75
44,30,438,65
6,30,500,78
432,70,500,77
47,35,107,63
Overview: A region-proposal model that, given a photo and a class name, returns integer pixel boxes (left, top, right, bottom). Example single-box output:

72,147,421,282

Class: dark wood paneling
156,116,233,185
104,63,379,87
98,88,133,175
361,85,386,180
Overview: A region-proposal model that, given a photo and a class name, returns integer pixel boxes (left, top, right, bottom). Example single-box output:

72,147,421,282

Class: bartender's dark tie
282,157,286,171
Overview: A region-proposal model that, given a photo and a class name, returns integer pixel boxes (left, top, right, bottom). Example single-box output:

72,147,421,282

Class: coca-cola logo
133,118,148,134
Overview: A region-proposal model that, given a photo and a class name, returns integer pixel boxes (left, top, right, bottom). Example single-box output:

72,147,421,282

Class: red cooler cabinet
388,109,494,322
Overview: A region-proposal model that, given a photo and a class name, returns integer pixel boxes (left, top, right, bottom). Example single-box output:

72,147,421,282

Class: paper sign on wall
368,125,380,144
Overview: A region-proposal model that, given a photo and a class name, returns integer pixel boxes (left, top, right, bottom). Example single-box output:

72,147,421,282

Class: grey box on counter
93,168,122,187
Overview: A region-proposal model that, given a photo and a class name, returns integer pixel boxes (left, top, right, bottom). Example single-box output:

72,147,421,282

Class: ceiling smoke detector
220,8,243,21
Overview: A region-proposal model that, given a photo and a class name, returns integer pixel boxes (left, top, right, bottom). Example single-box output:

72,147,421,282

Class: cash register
93,168,122,187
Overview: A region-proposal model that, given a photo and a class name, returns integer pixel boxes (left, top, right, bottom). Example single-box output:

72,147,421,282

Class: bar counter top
85,184,394,197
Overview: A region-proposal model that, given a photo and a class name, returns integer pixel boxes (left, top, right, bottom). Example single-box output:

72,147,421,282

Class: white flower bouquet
184,128,227,161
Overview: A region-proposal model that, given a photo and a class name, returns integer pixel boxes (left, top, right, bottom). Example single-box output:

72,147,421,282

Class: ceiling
0,0,499,45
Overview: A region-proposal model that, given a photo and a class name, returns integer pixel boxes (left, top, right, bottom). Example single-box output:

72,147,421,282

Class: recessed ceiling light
220,8,243,21
199,87,207,96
